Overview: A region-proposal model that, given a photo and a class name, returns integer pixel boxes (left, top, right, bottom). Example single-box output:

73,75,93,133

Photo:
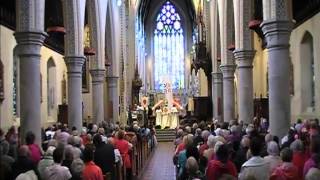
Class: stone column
62,0,86,131
234,50,255,124
90,69,105,124
217,0,236,122
212,72,223,121
65,57,85,130
14,0,46,145
220,64,236,122
107,76,119,123
261,0,293,138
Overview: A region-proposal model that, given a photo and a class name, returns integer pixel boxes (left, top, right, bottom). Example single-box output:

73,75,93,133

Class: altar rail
105,133,156,180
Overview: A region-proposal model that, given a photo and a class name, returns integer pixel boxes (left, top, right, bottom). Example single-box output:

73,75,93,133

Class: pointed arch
153,1,185,90
47,57,57,118
300,31,315,111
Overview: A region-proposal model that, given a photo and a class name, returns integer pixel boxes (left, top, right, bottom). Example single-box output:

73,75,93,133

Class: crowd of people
173,118,320,180
0,121,156,180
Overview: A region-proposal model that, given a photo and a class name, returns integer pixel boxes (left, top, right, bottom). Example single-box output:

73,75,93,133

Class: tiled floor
140,142,176,180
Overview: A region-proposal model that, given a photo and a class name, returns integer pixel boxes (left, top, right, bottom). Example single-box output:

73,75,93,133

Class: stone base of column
220,64,236,122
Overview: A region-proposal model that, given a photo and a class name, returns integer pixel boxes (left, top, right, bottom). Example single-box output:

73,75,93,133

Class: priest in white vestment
155,108,162,126
170,106,179,129
161,107,170,128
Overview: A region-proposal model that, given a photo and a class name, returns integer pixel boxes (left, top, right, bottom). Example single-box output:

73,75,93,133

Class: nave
140,142,176,180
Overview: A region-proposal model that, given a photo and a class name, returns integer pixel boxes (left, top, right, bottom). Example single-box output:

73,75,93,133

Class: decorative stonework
212,72,223,84
64,56,86,77
90,69,105,84
234,50,255,68
260,20,293,49
220,64,236,79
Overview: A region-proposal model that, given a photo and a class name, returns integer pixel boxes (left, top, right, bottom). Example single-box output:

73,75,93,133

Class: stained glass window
154,1,184,90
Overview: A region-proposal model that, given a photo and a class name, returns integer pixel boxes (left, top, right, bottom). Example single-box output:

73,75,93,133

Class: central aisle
141,142,176,180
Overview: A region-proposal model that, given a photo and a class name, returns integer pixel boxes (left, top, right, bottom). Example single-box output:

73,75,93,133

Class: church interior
0,0,320,180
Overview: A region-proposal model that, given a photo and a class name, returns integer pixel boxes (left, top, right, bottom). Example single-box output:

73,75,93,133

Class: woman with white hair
264,141,282,174
38,146,56,179
203,135,217,161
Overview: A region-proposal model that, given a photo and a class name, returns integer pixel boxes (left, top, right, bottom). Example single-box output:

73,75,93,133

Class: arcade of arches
0,0,320,180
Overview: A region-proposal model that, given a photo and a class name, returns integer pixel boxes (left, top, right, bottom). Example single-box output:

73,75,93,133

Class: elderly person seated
177,134,195,178
203,135,217,161
38,146,56,179
11,145,39,179
193,128,204,147
290,139,308,179
305,154,320,180
206,144,237,180
184,157,204,180
199,130,211,156
264,141,282,174
44,147,72,180
239,137,270,180
270,148,299,180
234,136,250,172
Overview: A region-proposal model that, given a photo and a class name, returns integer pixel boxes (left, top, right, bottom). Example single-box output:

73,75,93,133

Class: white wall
0,26,16,130
290,12,320,121
40,46,68,126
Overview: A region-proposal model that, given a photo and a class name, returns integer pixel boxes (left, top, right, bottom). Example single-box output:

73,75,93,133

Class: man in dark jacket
93,134,115,179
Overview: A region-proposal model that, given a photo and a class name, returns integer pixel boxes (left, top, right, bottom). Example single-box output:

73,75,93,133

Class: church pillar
90,69,105,124
14,0,46,145
210,0,223,122
233,0,255,124
65,57,85,130
87,0,108,124
212,72,223,121
107,76,119,123
220,64,236,122
62,0,86,131
261,0,293,138
217,0,236,122
234,50,255,124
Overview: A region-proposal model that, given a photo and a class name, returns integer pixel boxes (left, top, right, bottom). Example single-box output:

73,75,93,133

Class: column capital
234,49,256,68
107,76,119,88
90,69,105,84
14,31,47,55
261,20,293,49
220,64,236,79
211,72,223,84
65,56,86,77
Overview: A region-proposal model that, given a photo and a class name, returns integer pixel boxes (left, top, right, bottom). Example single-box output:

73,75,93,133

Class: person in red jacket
271,148,299,180
206,144,237,180
82,144,104,180
115,130,132,180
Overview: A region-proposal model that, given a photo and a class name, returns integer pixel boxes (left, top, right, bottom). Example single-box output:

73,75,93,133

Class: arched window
47,58,57,117
300,32,315,111
154,1,184,90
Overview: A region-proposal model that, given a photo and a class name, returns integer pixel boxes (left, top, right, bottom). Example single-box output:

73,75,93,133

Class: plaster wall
290,12,320,120
0,26,16,130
